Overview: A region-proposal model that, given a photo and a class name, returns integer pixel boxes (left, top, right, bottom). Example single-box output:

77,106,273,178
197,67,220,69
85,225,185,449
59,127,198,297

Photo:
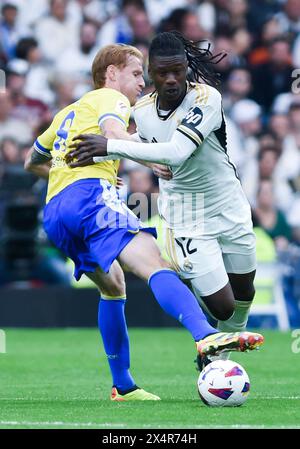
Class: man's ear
106,64,117,82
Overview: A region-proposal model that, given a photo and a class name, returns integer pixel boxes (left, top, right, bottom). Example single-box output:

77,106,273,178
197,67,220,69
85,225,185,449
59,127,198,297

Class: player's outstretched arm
67,131,196,167
24,147,52,179
67,125,173,180
66,128,197,168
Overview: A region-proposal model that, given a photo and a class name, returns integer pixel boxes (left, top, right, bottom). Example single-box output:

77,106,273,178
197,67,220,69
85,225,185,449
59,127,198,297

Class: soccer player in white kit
67,32,259,369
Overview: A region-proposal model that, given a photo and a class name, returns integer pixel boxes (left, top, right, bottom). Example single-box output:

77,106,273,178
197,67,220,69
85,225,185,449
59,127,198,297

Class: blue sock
149,270,217,341
98,297,136,392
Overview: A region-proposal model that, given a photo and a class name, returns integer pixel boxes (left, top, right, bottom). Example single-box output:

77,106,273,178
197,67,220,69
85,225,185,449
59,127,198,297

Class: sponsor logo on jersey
182,106,203,126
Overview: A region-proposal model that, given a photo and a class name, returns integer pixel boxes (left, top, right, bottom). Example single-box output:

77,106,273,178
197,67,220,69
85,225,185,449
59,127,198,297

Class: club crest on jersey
115,100,129,117
182,107,203,126
183,257,193,272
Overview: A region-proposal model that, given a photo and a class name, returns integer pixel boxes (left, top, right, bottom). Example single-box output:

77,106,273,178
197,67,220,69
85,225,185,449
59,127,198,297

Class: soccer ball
197,360,250,407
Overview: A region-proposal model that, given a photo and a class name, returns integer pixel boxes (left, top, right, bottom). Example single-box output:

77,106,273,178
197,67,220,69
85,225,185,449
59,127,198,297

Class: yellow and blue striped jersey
34,88,131,203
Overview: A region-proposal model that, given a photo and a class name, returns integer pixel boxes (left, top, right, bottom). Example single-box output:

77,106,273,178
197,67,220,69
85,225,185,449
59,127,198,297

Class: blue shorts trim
43,179,157,280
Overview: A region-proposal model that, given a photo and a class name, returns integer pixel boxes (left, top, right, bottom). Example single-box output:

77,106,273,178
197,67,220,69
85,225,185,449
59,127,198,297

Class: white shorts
164,196,256,297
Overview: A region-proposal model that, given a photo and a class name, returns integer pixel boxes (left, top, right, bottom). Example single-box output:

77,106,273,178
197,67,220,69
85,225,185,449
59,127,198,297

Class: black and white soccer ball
197,360,250,407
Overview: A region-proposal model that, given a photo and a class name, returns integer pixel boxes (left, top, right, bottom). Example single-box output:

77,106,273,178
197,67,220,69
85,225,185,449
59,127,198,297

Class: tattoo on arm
30,149,52,165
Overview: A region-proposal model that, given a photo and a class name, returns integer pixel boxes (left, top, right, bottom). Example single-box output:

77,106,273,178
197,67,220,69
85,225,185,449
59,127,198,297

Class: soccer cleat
196,331,264,357
195,354,212,372
110,386,161,401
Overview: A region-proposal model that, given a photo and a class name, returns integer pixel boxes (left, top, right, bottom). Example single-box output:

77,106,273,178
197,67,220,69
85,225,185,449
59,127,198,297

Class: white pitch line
253,396,300,400
248,396,300,400
0,421,126,428
0,421,300,429
0,396,300,401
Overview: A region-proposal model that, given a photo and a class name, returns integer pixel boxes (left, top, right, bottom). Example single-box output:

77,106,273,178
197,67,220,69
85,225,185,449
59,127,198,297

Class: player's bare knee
100,280,126,298
233,285,255,302
149,254,172,274
209,303,235,321
158,256,171,270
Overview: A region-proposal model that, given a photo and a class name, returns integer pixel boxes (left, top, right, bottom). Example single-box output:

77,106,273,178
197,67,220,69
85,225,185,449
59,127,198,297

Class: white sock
209,300,253,362
217,300,252,333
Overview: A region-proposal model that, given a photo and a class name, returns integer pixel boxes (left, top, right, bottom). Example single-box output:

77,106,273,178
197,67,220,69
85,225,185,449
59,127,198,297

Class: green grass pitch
0,328,299,429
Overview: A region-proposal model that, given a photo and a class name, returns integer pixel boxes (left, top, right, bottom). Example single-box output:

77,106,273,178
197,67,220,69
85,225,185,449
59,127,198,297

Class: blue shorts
43,179,157,280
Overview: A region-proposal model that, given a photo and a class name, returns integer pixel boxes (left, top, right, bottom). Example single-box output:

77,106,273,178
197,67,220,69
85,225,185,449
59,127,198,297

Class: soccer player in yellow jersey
25,44,263,402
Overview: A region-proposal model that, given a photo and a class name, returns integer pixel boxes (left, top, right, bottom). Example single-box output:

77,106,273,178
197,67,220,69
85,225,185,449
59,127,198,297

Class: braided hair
149,31,226,88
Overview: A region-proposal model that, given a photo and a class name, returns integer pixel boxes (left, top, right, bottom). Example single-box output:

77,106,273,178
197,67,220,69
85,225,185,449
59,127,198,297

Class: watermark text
291,69,300,94
0,330,6,353
291,329,300,354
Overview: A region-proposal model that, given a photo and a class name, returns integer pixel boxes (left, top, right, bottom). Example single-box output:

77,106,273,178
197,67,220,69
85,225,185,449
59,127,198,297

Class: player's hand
116,177,124,189
66,134,108,167
152,164,173,181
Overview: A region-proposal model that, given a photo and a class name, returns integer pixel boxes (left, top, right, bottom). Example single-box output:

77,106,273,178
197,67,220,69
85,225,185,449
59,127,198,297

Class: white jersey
133,83,246,237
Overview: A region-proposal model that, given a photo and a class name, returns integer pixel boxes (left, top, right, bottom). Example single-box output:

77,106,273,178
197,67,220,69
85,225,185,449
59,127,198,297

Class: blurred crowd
0,0,300,304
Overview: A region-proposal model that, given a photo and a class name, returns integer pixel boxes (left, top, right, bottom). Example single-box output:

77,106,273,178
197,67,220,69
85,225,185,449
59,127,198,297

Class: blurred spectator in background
274,103,300,193
231,98,262,159
249,17,282,66
223,67,253,113
0,91,32,143
195,0,216,35
275,0,300,39
242,144,294,214
144,0,190,28
129,7,153,44
253,179,292,251
247,0,281,36
71,0,115,28
52,74,79,111
214,0,250,35
6,61,50,133
0,137,36,200
226,0,249,31
272,89,300,116
34,0,79,64
55,20,98,86
231,26,252,65
0,2,27,62
160,7,206,41
15,0,48,30
0,136,21,165
213,35,236,82
268,113,290,146
251,37,294,113
98,0,145,48
13,36,54,105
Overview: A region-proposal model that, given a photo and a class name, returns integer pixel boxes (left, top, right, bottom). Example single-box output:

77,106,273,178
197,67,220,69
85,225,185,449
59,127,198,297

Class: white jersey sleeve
106,131,194,166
